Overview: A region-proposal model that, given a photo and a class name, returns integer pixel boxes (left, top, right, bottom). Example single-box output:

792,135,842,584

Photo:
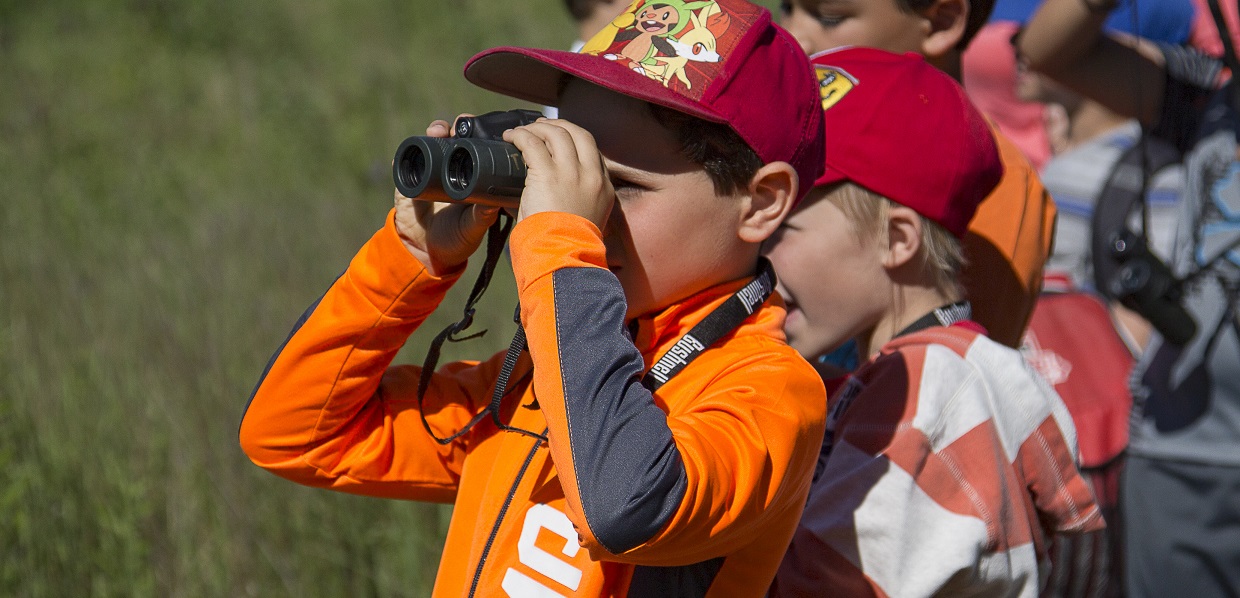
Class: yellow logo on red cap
815,65,857,110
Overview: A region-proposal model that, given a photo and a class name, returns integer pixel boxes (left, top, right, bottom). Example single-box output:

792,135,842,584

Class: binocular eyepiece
393,109,542,208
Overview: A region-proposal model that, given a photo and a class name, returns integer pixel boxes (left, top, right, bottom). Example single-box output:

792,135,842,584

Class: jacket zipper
466,428,548,598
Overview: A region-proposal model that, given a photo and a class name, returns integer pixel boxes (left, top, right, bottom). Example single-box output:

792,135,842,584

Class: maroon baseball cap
810,47,1003,237
462,0,825,201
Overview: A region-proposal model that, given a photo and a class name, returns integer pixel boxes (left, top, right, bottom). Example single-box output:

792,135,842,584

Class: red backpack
1022,277,1134,598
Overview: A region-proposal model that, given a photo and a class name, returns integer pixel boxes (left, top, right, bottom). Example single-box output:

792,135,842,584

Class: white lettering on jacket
502,504,582,596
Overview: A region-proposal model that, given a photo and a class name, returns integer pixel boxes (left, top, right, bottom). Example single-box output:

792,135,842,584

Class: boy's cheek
601,207,640,265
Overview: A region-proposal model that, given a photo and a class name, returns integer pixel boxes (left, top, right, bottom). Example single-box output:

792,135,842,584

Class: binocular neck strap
417,212,517,445
642,259,778,391
482,258,779,437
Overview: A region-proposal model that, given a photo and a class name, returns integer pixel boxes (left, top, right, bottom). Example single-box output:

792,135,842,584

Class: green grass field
0,0,776,595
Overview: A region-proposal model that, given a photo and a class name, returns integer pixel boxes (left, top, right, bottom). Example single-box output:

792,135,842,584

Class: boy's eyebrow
606,162,653,182
601,144,696,179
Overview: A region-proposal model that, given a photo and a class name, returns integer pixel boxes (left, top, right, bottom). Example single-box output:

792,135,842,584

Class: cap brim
464,46,728,125
813,166,847,189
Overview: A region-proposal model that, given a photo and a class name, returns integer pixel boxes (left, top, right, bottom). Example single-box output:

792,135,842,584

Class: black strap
1091,135,1181,298
485,322,547,441
417,212,517,445
642,258,777,390
892,301,973,339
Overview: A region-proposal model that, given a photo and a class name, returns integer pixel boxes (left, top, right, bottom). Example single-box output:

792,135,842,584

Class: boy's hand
503,119,614,229
394,118,500,277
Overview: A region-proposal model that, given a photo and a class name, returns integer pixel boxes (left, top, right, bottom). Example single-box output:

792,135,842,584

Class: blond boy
778,0,1057,349
765,47,1102,597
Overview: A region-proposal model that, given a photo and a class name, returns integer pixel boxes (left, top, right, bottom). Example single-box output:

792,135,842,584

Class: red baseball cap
462,0,825,202
810,47,1003,237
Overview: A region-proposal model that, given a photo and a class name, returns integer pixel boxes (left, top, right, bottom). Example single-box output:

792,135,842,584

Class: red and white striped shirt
772,325,1104,597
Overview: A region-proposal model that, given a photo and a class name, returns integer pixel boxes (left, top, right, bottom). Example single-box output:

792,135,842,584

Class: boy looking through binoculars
240,1,829,595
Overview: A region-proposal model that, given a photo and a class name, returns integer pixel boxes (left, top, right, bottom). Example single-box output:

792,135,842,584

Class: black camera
392,109,541,208
1105,229,1197,345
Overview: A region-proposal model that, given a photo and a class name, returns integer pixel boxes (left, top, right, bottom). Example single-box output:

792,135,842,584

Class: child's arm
240,119,504,500
1016,0,1168,125
239,209,507,501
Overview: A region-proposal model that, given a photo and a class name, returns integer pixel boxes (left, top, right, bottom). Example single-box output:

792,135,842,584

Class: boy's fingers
525,121,579,163
508,121,605,190
425,120,451,137
537,121,610,198
455,204,501,249
469,204,501,231
542,119,604,168
504,127,555,173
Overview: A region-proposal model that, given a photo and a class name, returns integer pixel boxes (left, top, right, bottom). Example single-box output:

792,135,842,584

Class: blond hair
826,182,966,298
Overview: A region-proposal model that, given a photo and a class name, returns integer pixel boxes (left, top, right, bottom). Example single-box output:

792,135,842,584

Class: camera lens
1112,261,1150,296
446,146,475,194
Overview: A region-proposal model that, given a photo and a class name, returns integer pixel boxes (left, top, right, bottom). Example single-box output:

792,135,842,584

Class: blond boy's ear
883,205,924,270
918,0,969,59
737,162,798,244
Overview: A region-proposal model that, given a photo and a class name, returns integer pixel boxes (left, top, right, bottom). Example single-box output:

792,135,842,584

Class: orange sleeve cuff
347,208,465,319
508,211,608,293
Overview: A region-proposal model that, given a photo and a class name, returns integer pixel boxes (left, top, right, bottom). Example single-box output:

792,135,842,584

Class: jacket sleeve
238,209,500,503
1151,43,1223,154
509,212,826,565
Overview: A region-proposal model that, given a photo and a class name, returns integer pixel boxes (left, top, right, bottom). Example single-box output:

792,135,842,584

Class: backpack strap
1090,134,1182,298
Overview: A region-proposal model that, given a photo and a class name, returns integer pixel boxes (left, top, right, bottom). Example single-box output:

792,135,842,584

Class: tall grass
0,1,565,595
0,0,781,595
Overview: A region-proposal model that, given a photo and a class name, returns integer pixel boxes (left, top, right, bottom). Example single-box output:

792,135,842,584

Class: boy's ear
738,161,798,244
918,0,968,59
883,205,924,270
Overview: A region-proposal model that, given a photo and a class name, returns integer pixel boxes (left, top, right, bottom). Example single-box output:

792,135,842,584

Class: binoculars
392,109,542,208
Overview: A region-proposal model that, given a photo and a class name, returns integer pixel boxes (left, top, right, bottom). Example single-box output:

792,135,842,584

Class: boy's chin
786,330,848,364
783,312,824,355
785,334,823,361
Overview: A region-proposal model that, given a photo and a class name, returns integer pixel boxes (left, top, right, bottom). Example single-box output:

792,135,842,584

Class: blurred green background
0,0,777,595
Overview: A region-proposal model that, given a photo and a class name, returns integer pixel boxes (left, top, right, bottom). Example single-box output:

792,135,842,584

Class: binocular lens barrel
442,139,526,208
393,136,453,201
391,110,539,206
